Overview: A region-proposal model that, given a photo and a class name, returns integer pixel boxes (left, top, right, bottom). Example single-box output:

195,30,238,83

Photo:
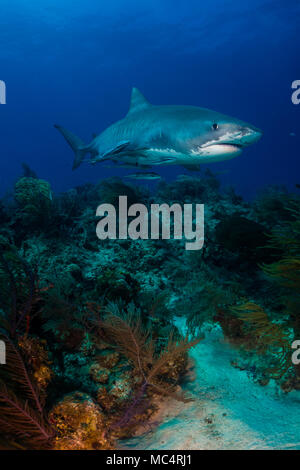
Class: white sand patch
121,320,300,450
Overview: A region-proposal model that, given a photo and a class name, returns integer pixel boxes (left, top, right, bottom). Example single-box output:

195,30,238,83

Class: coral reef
0,170,299,449
15,177,52,208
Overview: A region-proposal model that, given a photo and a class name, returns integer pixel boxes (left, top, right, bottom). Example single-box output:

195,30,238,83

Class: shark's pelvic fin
127,87,151,115
54,124,87,170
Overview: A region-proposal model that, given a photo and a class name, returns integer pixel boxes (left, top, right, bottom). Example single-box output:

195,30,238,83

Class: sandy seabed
123,320,300,450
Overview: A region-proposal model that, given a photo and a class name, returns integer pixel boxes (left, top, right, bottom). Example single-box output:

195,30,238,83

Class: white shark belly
139,147,184,165
138,144,241,166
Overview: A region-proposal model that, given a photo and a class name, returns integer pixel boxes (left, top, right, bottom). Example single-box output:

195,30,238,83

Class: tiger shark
55,88,262,171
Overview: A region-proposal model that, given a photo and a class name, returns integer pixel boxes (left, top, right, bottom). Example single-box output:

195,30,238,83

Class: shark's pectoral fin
102,140,131,159
181,164,201,172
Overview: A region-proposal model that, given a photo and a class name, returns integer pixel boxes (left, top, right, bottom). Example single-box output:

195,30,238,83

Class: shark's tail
54,124,88,170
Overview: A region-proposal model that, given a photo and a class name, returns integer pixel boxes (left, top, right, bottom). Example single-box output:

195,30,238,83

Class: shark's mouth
192,143,243,156
208,143,243,149
227,143,242,148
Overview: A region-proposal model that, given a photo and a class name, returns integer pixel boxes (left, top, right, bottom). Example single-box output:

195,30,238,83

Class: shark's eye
212,123,218,130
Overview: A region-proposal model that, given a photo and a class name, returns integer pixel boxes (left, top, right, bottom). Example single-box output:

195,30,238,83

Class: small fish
290,132,296,137
124,172,161,181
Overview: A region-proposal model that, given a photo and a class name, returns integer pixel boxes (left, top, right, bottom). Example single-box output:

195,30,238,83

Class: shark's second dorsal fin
127,87,151,115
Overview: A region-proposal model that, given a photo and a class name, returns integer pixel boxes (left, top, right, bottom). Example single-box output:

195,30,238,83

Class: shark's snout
197,123,262,155
240,126,262,146
190,122,262,162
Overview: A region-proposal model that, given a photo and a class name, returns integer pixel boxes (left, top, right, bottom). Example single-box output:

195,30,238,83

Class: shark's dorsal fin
127,87,151,115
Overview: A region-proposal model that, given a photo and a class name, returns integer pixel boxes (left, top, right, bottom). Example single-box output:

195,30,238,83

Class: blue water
0,0,299,199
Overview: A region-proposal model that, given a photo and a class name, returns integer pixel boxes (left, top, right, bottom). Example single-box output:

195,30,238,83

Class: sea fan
232,302,291,379
96,310,200,433
96,308,200,431
0,383,53,449
0,247,39,338
0,335,54,449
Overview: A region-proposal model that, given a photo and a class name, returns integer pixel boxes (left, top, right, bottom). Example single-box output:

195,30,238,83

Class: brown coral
18,336,53,391
49,392,114,450
89,363,110,384
97,351,120,369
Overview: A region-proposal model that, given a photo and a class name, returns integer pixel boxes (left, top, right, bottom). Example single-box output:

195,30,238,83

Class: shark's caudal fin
54,124,87,170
